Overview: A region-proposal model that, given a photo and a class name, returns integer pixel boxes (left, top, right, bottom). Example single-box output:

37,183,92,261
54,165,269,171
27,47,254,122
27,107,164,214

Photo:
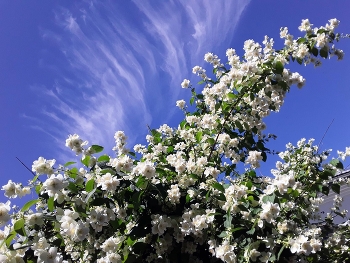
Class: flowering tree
1,18,350,263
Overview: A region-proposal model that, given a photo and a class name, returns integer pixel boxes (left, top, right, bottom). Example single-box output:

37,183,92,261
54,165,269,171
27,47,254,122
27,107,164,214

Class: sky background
1,0,350,205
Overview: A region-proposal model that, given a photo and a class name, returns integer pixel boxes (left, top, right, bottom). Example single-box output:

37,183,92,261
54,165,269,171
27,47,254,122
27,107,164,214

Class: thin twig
317,118,334,152
16,157,36,176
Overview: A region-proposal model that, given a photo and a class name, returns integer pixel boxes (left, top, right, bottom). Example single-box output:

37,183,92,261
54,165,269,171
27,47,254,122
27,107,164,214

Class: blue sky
1,0,350,204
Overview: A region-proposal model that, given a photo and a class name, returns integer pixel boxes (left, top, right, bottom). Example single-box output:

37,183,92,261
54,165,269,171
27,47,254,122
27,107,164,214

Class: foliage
0,18,350,263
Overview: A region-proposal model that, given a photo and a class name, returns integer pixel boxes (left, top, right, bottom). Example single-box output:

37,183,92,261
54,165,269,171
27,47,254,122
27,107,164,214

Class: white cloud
35,0,250,155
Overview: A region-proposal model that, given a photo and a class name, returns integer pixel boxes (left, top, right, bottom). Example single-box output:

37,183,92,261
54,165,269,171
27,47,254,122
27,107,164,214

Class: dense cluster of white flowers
0,18,349,263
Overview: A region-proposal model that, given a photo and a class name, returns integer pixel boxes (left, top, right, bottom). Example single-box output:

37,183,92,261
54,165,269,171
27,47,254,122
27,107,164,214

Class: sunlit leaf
21,199,39,212
64,161,76,167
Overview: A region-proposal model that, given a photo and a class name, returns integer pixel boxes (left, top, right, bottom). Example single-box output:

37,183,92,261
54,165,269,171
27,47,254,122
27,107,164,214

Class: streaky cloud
35,0,250,154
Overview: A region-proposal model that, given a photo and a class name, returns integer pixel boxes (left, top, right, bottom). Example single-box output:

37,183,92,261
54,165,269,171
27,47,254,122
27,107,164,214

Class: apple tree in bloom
0,18,350,263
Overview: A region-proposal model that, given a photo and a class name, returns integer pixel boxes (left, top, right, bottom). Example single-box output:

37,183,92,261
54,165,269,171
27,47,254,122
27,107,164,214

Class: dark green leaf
216,193,226,201
132,242,151,254
320,46,328,58
235,121,244,132
330,159,343,169
277,245,286,260
212,182,225,192
331,183,341,195
322,186,330,195
320,170,333,180
67,182,79,193
190,174,199,180
311,47,318,57
91,145,104,153
196,94,204,100
21,199,39,212
136,177,148,189
274,61,284,75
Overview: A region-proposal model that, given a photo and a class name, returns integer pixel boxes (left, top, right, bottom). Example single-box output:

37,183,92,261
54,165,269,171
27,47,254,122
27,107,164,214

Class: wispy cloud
35,0,250,157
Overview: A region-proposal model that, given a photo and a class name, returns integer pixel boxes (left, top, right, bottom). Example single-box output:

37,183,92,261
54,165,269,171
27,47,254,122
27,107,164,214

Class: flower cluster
0,18,349,263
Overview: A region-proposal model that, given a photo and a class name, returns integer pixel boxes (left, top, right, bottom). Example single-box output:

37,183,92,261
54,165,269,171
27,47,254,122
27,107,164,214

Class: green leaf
297,37,306,44
186,194,191,203
35,184,41,195
5,231,17,247
131,191,143,210
67,182,79,193
81,155,91,167
320,46,328,58
196,131,203,143
212,182,225,192
31,174,40,184
91,145,104,153
218,231,228,238
322,186,330,195
311,47,318,57
227,93,236,100
47,197,55,212
274,61,284,75
330,159,344,169
14,219,26,236
190,97,195,105
216,193,226,201
85,179,95,192
246,227,255,235
64,161,76,167
21,199,39,212
206,137,215,145
98,155,110,162
132,242,151,254
85,188,97,204
235,121,244,132
231,227,244,233
224,213,232,228
68,167,78,179
277,244,286,260
136,177,148,189
196,94,204,100
331,183,341,195
190,174,199,180
262,194,276,203
320,170,333,180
